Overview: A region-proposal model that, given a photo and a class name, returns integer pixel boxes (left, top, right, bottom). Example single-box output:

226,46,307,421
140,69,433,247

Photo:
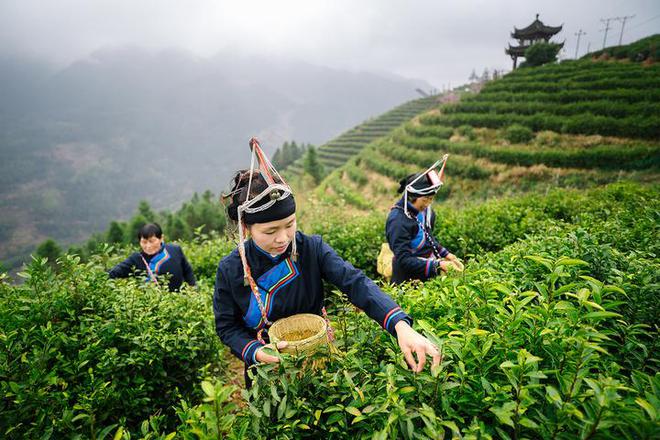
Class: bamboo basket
269,313,329,355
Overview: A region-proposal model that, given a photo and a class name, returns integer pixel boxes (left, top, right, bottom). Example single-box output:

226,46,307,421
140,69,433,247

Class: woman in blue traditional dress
213,139,440,385
385,156,460,284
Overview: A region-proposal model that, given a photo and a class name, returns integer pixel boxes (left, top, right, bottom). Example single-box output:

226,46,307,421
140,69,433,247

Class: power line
628,13,660,30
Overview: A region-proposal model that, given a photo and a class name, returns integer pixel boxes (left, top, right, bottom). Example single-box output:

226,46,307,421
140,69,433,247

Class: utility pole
600,17,616,49
616,15,635,45
574,29,587,58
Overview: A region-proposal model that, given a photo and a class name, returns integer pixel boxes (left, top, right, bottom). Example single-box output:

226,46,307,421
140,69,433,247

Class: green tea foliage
423,60,660,140
318,183,660,326
521,42,561,67
0,253,226,439
308,214,384,278
504,124,534,144
456,124,476,140
35,239,63,269
286,96,439,178
583,34,660,62
422,111,660,139
127,182,659,439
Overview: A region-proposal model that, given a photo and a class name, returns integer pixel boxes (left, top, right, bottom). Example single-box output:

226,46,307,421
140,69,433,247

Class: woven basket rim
269,313,327,352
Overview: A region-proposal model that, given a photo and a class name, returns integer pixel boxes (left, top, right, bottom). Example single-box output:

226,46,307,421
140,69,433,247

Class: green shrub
521,41,562,67
377,142,492,180
410,136,660,171
344,161,369,186
308,214,384,278
535,130,561,147
504,124,534,143
136,209,659,438
455,124,476,140
184,232,235,281
3,181,659,439
402,124,453,140
0,254,226,438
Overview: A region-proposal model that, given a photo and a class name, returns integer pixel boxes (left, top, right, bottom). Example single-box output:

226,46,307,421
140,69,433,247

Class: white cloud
1,0,657,86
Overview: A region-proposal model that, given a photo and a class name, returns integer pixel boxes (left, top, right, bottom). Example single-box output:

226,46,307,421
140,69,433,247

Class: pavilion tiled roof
512,14,562,40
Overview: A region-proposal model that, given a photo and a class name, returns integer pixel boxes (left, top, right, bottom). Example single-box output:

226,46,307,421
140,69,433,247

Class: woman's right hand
437,260,451,273
255,341,289,364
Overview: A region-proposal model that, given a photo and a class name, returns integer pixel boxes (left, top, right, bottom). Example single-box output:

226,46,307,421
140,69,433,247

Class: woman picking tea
213,139,440,385
385,156,462,284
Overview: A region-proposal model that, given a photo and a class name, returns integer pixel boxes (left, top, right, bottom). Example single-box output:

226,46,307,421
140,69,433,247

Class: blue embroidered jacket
213,232,412,366
385,198,449,284
108,243,196,292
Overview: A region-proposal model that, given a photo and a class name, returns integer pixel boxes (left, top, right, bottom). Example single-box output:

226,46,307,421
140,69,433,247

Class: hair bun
227,202,239,222
397,173,417,193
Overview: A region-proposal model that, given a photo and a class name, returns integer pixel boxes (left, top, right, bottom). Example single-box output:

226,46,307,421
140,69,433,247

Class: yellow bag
377,243,394,279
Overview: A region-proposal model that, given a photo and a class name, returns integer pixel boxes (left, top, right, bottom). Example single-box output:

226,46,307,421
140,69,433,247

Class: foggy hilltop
0,46,430,266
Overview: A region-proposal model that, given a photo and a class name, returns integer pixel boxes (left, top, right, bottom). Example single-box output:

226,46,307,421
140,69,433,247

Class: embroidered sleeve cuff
382,307,413,336
439,247,449,258
241,339,265,366
424,259,434,278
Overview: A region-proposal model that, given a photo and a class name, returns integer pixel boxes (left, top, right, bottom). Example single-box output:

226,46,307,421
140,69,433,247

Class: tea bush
401,123,454,140
0,254,226,438
312,183,658,277
2,182,657,439
125,185,659,438
308,214,384,278
379,142,492,180
415,60,660,140
445,100,660,119
455,124,476,140
535,130,561,147
397,136,659,171
476,89,660,104
504,124,534,144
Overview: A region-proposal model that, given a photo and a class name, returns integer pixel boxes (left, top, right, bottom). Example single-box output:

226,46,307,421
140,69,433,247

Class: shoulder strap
140,255,159,285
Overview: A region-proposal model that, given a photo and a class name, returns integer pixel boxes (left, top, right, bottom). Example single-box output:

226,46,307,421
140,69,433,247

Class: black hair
397,173,422,201
137,223,163,240
222,170,285,223
397,173,418,194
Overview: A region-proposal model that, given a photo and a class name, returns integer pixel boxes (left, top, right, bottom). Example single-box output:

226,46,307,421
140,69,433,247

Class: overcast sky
1,0,658,87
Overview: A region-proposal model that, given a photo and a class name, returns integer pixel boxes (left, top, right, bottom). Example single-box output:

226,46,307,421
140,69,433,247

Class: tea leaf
635,398,656,421
200,381,215,398
583,311,622,320
113,427,124,440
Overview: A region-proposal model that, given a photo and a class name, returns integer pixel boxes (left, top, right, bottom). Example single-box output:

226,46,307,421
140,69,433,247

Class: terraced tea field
285,96,440,177
317,59,660,213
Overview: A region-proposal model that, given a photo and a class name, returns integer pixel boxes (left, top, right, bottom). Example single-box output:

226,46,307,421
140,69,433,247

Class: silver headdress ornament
403,154,449,218
236,138,297,289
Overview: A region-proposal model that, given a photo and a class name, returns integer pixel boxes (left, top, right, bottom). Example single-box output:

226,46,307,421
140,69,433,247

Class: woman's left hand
394,321,441,373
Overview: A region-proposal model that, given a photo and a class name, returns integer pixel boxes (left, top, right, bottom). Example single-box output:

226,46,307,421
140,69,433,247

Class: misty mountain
0,46,430,265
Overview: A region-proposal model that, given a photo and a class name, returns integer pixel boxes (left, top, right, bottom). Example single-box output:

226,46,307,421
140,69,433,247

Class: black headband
401,173,437,196
243,194,296,224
